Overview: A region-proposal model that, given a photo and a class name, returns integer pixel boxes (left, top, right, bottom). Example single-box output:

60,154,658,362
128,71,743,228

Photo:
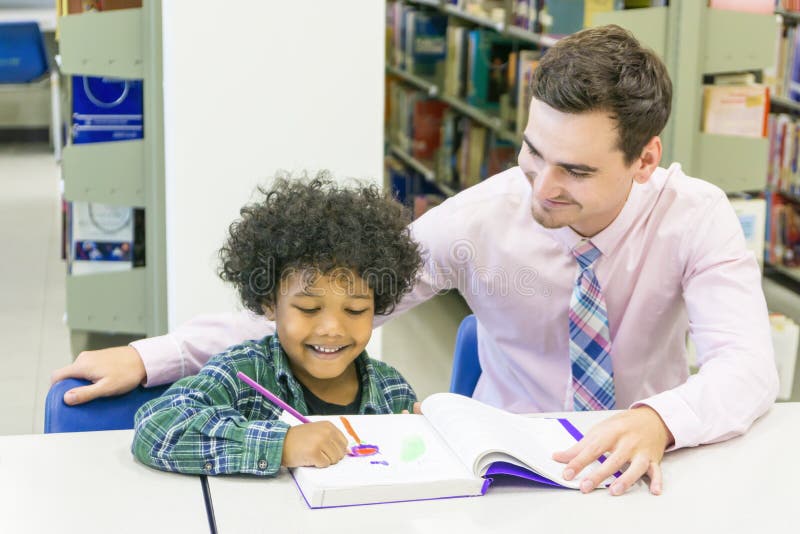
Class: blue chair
449,314,482,396
0,20,63,159
0,22,48,83
44,378,171,433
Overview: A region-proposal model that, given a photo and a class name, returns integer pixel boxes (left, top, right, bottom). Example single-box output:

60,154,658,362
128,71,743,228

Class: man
52,25,778,496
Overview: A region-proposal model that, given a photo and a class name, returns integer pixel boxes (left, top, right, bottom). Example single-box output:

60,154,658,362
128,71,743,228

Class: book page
291,413,484,507
421,393,611,488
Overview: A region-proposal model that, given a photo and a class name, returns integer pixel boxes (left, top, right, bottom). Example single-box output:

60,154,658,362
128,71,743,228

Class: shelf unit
58,3,166,336
388,144,457,197
771,95,800,114
769,264,800,283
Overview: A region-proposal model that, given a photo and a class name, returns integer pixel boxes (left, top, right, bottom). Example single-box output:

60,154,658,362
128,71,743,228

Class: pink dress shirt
133,164,778,450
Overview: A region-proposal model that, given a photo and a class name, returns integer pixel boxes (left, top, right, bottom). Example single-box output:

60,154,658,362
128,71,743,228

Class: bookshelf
386,1,777,207
58,2,166,336
776,8,800,23
771,264,800,283
771,95,800,114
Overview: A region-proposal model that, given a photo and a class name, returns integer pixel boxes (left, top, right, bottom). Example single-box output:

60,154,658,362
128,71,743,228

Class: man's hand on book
282,422,349,468
51,346,147,405
552,406,675,496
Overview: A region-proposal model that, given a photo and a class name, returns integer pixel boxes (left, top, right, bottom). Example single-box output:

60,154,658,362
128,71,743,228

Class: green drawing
400,435,426,462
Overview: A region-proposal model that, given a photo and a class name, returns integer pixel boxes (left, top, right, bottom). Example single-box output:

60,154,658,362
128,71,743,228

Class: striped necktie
568,239,616,411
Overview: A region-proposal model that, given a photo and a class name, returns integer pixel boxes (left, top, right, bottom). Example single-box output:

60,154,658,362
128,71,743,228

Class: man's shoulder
646,164,729,222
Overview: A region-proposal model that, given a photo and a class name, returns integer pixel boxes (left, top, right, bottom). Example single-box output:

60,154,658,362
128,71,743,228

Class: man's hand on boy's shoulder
553,406,674,497
51,346,147,405
282,421,349,468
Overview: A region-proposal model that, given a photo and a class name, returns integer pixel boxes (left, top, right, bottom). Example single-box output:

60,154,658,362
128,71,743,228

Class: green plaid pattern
132,335,417,476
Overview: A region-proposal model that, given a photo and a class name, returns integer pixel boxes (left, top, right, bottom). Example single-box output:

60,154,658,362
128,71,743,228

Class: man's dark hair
218,172,421,316
531,24,672,165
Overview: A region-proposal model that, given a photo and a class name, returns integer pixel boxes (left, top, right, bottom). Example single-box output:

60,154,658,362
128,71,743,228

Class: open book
290,393,617,508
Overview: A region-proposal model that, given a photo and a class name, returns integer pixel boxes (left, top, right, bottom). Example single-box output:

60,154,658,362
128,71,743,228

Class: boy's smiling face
266,268,374,393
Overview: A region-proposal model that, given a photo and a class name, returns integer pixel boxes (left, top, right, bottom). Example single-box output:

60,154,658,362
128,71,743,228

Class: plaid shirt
132,335,417,476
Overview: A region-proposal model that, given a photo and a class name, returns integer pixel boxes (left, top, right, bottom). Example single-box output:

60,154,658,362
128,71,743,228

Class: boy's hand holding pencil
282,423,349,468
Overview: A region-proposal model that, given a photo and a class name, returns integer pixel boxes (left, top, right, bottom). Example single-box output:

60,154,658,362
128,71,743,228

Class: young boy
132,175,422,476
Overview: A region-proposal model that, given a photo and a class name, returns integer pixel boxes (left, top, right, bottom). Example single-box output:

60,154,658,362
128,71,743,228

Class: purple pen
236,371,311,423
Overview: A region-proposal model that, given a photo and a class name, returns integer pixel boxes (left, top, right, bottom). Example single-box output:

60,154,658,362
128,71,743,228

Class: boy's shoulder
360,355,417,407
362,356,407,384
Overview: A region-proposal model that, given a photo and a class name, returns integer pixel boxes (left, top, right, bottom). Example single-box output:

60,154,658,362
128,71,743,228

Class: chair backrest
449,314,482,396
44,378,171,433
0,21,49,83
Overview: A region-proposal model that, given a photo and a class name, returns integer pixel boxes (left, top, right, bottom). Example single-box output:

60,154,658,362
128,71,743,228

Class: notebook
290,392,617,508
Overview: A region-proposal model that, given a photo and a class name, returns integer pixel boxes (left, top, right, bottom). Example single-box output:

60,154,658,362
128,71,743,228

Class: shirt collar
267,334,388,415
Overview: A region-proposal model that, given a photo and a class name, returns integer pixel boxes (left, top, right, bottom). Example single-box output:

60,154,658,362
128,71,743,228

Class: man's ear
261,304,276,321
632,136,662,184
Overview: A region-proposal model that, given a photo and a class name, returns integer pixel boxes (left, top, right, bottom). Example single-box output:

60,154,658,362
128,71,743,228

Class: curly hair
218,172,422,316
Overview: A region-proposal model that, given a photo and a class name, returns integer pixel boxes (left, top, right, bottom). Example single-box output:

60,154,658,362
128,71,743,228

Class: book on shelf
701,84,769,138
729,197,766,270
771,21,800,102
388,80,423,153
437,109,462,186
291,392,615,509
770,313,800,401
458,120,489,188
444,22,469,98
486,134,518,177
406,10,449,84
387,156,449,218
67,201,134,275
514,49,540,133
466,29,515,111
412,99,448,162
766,191,800,268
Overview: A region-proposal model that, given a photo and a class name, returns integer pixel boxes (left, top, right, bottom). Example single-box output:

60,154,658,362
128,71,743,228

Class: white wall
161,1,386,352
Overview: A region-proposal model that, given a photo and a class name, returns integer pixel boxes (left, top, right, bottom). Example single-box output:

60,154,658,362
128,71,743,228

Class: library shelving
386,1,778,206
58,2,167,336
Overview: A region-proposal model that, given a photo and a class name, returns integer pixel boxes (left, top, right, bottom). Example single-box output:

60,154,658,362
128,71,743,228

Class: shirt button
203,462,213,471
257,459,268,470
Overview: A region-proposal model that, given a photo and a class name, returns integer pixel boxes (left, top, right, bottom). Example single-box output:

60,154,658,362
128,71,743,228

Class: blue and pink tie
569,240,616,411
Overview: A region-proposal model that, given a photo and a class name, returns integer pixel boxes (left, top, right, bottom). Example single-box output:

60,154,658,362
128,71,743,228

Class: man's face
518,98,639,237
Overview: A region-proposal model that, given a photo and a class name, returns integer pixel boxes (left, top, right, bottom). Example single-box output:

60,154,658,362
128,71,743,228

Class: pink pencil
236,371,311,424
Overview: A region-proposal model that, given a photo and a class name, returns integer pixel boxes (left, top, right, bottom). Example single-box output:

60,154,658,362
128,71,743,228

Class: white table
0,430,209,534
207,404,799,534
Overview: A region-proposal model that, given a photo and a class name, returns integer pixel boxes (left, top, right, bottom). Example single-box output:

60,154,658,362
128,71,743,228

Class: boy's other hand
50,346,147,405
282,421,349,468
401,402,422,415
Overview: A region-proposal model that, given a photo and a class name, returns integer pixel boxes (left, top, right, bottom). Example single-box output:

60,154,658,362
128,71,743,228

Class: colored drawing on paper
340,416,380,457
370,460,389,466
400,435,426,462
350,444,380,456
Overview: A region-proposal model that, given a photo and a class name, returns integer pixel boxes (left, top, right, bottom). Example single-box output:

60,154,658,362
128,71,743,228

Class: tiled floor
0,142,469,435
3,143,798,436
0,143,71,435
